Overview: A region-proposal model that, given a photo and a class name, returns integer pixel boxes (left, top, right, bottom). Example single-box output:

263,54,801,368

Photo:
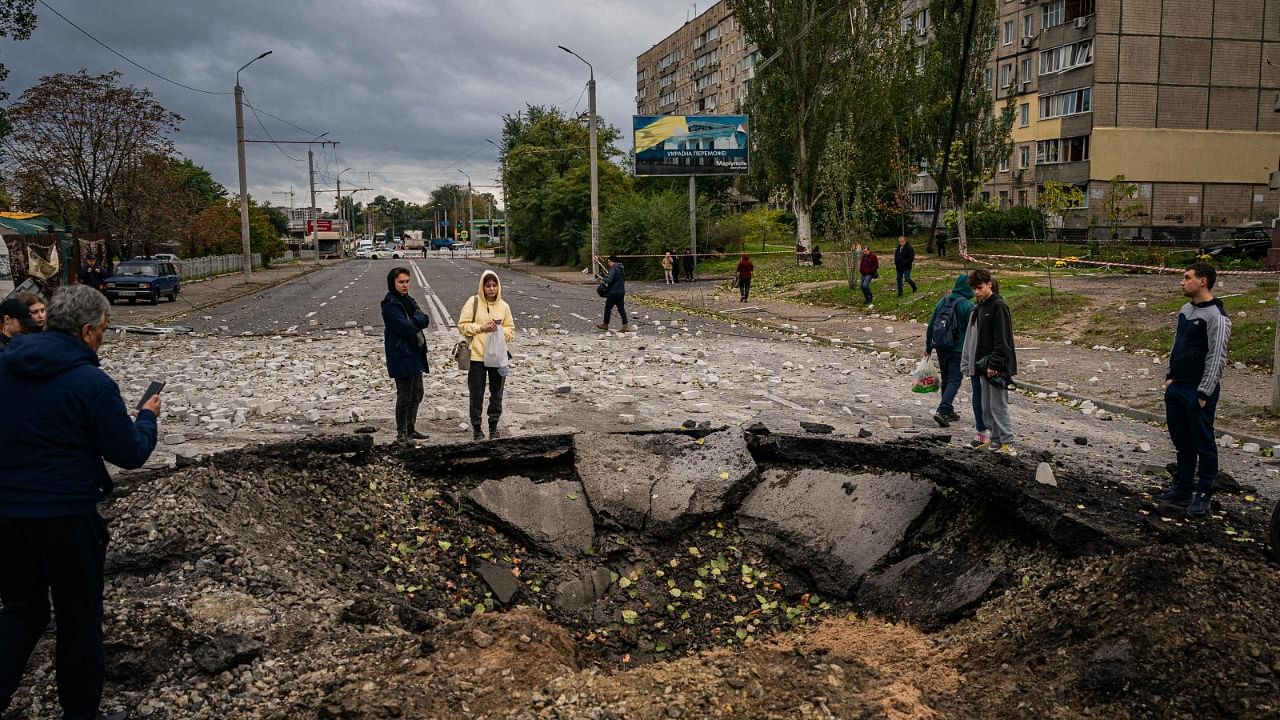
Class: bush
600,190,692,279
948,204,1046,241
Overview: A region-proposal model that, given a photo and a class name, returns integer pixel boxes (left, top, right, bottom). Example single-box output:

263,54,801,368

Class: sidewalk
107,259,344,326
496,257,1280,446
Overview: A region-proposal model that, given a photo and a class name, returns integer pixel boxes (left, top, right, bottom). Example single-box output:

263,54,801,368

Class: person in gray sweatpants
964,269,1018,455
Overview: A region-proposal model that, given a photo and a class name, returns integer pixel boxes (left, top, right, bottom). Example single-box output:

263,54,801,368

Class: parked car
355,244,374,259
430,237,454,250
152,253,179,263
371,247,404,259
103,259,181,305
1198,222,1274,259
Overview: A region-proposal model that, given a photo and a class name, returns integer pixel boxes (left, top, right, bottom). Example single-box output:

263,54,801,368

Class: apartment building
914,0,1280,239
636,1,758,117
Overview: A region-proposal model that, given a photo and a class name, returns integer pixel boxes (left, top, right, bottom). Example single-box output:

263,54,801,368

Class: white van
0,240,13,300
355,240,374,259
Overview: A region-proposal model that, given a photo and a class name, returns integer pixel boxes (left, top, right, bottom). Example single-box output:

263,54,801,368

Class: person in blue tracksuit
1157,262,1231,517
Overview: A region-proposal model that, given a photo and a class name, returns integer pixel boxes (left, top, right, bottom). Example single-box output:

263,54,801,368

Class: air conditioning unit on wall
1020,37,1033,48
1075,16,1089,29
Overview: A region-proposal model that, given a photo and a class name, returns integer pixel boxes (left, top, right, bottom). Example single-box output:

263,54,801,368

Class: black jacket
381,287,430,379
973,293,1017,377
894,242,915,270
604,263,626,297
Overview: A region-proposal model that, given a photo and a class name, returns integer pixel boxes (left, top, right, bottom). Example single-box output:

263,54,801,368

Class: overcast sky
3,0,700,209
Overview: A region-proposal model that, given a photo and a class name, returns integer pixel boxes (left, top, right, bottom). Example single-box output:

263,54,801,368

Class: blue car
103,259,181,305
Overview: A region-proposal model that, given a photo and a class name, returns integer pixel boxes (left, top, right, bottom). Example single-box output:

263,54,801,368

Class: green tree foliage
600,190,694,279
731,0,856,252
1100,175,1143,240
1039,180,1086,239
502,104,628,266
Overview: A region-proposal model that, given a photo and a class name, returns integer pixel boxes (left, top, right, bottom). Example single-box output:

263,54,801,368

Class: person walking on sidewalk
381,267,431,442
597,255,633,332
894,236,918,296
858,245,880,305
965,269,1017,455
662,251,675,284
925,274,975,429
1157,262,1231,516
736,253,754,302
682,249,695,282
459,270,516,441
0,284,161,720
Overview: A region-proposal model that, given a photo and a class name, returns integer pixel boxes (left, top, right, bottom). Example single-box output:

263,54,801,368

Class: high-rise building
636,1,758,117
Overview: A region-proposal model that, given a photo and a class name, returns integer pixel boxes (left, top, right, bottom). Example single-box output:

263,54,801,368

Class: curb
153,262,334,323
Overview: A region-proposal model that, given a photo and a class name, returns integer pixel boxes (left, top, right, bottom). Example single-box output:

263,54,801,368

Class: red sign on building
305,220,333,233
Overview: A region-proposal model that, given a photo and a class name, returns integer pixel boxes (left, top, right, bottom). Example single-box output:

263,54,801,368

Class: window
1003,20,1014,45
1021,58,1033,84
1066,0,1096,20
1001,64,1013,87
661,91,676,106
998,190,1010,209
910,192,938,212
1043,0,1065,28
659,52,676,69
1019,103,1030,127
1039,87,1092,118
999,154,1010,172
917,8,931,33
985,67,994,89
1019,146,1030,168
637,69,648,83
1023,14,1035,37
1036,136,1090,163
1040,40,1093,75
1018,189,1029,206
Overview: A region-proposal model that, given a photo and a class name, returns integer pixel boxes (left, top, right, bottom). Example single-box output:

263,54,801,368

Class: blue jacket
0,331,158,517
1167,298,1231,400
382,290,431,378
604,263,625,297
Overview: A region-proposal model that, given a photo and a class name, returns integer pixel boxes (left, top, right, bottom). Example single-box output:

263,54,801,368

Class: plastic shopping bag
484,323,510,376
911,357,940,394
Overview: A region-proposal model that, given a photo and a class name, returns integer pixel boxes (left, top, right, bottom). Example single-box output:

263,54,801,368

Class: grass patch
1079,280,1277,369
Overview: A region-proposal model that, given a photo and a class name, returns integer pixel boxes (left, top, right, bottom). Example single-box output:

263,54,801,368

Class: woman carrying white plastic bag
458,270,515,441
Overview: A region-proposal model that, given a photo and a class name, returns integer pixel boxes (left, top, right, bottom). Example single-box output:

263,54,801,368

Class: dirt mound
6,433,1279,719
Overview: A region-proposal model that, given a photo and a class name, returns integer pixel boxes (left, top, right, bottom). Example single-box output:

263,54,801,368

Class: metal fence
176,253,264,280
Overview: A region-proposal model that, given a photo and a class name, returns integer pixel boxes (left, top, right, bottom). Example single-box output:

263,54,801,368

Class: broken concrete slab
573,430,758,537
475,559,521,605
553,566,612,613
737,467,937,597
467,476,595,556
855,550,1007,631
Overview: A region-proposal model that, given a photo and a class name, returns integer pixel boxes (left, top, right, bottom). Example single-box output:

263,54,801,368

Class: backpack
930,294,963,349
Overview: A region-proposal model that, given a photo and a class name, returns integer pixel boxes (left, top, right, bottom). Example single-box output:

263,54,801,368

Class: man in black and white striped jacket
1158,262,1232,517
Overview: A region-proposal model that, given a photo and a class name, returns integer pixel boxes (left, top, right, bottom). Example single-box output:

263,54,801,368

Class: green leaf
438,540,452,552
621,609,639,625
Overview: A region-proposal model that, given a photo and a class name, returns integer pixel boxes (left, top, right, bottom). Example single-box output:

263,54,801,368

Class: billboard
633,115,749,176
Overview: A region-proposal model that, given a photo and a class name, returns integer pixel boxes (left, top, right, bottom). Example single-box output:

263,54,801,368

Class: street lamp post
307,132,328,265
458,169,474,251
558,45,599,279
485,138,511,266
336,167,352,250
235,50,272,282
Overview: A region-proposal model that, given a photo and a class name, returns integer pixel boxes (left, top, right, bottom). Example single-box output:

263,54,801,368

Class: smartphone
136,380,165,411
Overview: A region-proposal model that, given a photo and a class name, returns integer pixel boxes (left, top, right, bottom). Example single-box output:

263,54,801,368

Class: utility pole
234,50,271,282
559,45,599,278
485,137,511,265
458,169,474,249
689,176,697,264
308,147,318,262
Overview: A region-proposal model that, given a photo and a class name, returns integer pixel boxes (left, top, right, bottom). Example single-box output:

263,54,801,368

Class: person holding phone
0,284,160,720
381,266,431,443
458,270,515,441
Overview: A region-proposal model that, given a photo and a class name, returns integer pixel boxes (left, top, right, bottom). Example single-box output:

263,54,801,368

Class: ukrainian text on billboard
633,115,749,176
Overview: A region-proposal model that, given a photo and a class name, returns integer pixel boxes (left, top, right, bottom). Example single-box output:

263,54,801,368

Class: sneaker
472,427,485,442
595,323,609,331
995,444,1018,457
1187,492,1212,517
489,426,502,439
408,430,428,441
944,412,962,422
970,434,990,450
932,413,950,428
1155,488,1192,507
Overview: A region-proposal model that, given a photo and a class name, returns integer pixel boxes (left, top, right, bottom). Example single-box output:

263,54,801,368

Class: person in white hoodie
458,270,516,440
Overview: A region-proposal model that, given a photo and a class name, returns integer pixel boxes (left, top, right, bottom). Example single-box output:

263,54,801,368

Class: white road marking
319,302,327,307
409,261,456,329
306,311,317,318
570,313,592,322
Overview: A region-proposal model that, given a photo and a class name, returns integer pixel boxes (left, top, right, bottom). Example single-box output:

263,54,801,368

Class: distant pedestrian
79,256,105,291
459,270,516,440
935,230,948,258
924,274,975,429
670,249,680,283
894,236,918,296
0,298,40,355
597,255,633,333
682,250,695,282
964,269,1017,455
736,253,754,302
381,266,431,443
17,292,45,332
811,245,823,267
858,244,880,305
1158,262,1231,517
662,251,675,284
0,284,161,720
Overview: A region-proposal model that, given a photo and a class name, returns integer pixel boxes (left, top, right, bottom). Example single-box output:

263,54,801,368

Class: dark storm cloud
3,0,693,206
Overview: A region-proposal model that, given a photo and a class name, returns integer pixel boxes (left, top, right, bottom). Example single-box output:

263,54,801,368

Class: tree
2,70,182,234
600,190,692,279
1099,174,1143,241
732,0,856,253
923,0,1016,256
0,0,37,142
1039,180,1086,240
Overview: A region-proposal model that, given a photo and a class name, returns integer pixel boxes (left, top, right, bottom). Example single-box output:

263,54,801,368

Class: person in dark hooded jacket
0,284,160,720
924,274,975,428
381,266,431,442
